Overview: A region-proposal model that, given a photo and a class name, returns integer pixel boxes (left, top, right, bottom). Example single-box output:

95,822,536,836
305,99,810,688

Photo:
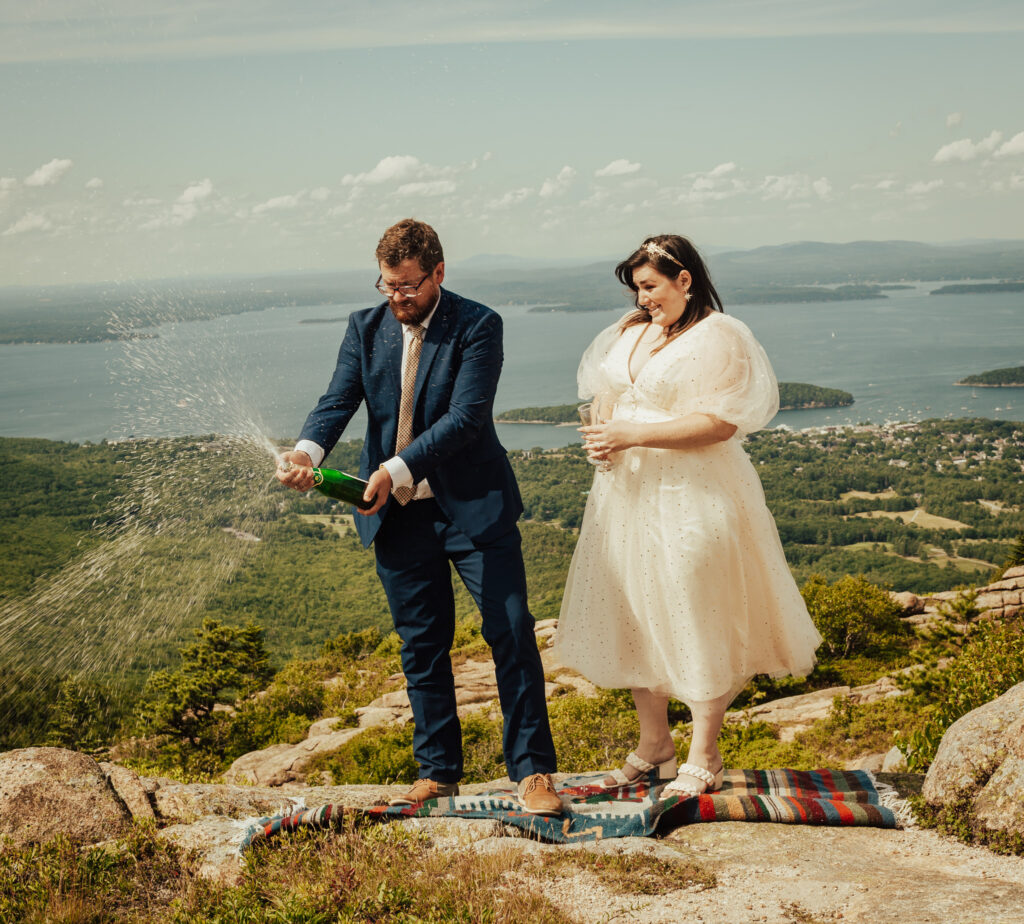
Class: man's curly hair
375,219,444,272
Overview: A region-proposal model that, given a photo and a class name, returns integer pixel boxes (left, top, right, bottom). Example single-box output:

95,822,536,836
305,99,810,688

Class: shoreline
495,402,854,424
954,382,1024,389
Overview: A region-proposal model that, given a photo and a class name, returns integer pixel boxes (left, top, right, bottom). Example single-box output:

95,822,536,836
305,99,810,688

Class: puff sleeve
577,320,626,400
677,315,779,436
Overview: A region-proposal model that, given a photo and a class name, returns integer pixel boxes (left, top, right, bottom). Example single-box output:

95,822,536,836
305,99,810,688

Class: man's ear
434,262,445,286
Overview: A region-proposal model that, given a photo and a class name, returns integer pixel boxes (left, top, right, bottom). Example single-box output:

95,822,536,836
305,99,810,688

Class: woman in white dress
553,235,822,798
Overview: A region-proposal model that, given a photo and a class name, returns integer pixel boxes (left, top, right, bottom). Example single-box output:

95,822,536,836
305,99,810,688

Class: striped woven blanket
241,768,899,850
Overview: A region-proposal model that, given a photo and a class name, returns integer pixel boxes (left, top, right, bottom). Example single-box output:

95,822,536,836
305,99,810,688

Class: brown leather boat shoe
388,778,460,806
517,772,563,815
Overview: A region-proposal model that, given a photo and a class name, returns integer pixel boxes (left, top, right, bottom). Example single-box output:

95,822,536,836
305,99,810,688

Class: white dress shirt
294,297,439,500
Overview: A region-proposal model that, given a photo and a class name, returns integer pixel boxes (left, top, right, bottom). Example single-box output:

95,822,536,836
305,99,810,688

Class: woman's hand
580,420,642,461
580,413,738,461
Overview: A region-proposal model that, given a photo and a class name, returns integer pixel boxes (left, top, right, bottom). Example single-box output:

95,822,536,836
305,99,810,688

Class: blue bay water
0,287,1022,452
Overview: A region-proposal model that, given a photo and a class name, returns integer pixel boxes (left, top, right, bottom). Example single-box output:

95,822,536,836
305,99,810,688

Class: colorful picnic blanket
240,768,900,851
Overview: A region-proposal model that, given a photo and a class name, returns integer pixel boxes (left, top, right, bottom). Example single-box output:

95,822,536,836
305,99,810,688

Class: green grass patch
0,821,581,923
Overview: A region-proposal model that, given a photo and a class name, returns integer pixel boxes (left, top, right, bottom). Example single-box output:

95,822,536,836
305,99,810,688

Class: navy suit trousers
373,499,557,783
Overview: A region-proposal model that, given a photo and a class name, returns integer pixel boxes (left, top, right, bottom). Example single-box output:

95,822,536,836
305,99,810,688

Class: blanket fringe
866,771,917,829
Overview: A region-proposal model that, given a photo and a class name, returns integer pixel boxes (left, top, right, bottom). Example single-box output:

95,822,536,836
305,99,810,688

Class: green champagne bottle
311,467,375,510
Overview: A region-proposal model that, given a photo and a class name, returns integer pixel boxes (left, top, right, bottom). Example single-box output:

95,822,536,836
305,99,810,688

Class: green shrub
897,618,1024,770
548,690,640,773
795,694,927,761
800,574,906,659
709,721,822,771
43,674,123,754
318,626,386,668
311,723,418,785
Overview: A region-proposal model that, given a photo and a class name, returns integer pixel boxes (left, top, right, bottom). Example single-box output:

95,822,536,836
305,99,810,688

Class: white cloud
340,155,477,196
539,166,576,198
906,179,944,195
179,178,213,203
3,212,52,236
85,177,103,189
1010,174,1024,190
253,193,302,214
676,163,746,203
933,130,1003,163
139,178,214,229
394,180,456,197
170,178,214,224
24,157,73,187
309,186,331,201
0,177,16,198
875,179,899,190
595,159,641,178
760,174,832,201
946,112,963,128
488,187,533,209
995,131,1024,159
343,155,422,186
123,196,162,207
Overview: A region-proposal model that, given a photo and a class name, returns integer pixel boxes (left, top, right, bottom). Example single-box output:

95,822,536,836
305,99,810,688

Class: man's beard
389,298,434,325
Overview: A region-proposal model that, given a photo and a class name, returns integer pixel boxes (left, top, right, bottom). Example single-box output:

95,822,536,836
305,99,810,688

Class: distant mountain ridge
2,239,1023,342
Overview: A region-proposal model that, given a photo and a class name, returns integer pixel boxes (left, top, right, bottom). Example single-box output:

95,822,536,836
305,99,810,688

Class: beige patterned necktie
392,324,425,505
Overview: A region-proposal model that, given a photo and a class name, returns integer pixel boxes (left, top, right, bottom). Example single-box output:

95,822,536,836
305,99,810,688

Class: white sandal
662,762,725,798
599,751,677,790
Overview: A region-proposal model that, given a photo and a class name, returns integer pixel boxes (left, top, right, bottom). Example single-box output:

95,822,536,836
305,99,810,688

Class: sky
1,0,1023,285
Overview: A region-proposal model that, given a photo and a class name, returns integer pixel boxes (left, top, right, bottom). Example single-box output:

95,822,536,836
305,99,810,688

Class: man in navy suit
277,219,561,814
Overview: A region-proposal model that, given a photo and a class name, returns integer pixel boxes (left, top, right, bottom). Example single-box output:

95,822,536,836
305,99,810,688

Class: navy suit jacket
298,288,523,549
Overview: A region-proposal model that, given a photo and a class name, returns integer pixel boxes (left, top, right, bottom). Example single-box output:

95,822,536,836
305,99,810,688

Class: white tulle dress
553,312,822,706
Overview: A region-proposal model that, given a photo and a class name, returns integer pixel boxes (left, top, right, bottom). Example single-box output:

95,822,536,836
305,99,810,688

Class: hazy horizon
2,236,1024,293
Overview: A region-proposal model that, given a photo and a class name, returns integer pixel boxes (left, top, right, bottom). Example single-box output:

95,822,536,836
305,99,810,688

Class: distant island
299,317,348,325
956,365,1024,387
777,382,854,410
495,404,580,424
932,282,1024,296
495,384,853,424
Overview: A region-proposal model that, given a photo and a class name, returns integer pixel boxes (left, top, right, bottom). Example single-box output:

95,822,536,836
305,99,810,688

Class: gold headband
642,241,685,269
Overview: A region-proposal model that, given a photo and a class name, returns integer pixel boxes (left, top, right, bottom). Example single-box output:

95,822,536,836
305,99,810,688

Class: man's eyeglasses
376,272,430,298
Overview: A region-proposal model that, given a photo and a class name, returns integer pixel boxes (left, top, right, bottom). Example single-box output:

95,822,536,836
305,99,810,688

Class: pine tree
134,618,273,768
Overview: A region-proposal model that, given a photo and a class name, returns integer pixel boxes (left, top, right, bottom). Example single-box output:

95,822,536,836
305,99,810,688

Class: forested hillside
2,418,1022,750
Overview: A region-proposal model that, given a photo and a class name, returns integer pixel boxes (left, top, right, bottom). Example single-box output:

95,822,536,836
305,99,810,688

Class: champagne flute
578,394,616,472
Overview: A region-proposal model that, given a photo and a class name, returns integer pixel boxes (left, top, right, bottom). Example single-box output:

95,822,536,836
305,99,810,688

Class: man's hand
360,466,393,515
275,450,315,491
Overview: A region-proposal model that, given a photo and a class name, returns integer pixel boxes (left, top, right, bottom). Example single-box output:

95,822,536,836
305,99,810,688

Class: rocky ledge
3,745,1024,922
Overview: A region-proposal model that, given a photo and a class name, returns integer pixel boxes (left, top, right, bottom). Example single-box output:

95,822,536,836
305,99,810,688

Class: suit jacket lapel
413,288,452,408
380,307,404,399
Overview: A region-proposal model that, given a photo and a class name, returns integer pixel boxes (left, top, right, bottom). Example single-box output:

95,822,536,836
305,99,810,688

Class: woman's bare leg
671,690,734,793
603,687,675,786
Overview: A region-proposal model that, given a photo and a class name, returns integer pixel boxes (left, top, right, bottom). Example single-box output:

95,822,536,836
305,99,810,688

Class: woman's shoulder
687,311,760,348
584,316,633,352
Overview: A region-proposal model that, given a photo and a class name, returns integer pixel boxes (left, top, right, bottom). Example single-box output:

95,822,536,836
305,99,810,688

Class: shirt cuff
293,440,325,468
382,455,414,488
